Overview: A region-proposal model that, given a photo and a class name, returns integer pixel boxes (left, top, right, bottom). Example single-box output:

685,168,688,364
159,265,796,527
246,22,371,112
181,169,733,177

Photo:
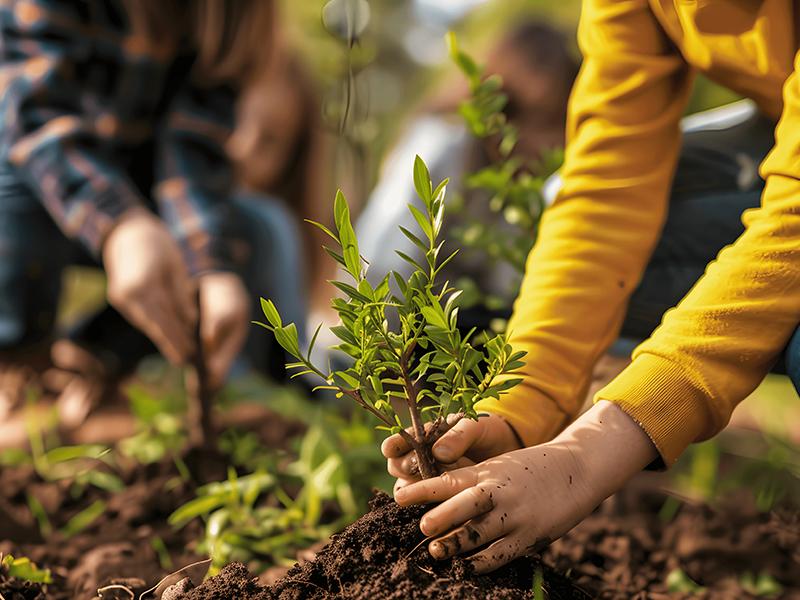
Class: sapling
256,156,526,479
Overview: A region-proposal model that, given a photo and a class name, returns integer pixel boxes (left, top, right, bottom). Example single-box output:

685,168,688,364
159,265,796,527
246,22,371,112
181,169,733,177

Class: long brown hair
124,0,275,83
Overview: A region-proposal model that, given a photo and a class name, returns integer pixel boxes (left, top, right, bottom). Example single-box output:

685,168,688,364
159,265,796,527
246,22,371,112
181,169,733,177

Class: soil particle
178,492,587,600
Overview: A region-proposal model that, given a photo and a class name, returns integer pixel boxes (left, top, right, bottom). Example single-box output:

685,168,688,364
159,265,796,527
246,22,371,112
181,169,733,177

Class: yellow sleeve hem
595,354,712,466
474,389,570,448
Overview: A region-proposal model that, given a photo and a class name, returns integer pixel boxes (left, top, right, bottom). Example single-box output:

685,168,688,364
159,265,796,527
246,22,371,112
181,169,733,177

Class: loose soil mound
173,492,588,600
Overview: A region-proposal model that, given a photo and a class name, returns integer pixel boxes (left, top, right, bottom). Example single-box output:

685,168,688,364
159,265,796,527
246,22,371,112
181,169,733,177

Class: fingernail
429,541,445,559
419,518,431,536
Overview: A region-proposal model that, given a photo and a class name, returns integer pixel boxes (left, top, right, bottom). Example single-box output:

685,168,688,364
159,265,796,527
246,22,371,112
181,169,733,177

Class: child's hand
394,401,657,573
381,413,523,493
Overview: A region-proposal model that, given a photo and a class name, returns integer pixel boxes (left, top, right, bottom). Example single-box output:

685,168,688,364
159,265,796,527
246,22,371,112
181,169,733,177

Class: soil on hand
174,492,587,600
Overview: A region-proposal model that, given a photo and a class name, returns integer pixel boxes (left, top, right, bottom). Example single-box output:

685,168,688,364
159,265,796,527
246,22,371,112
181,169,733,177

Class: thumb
431,418,484,463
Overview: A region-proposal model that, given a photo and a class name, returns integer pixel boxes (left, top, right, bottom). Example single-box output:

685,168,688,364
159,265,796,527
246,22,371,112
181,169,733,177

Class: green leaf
399,225,428,251
323,245,347,267
331,280,372,304
3,555,52,584
395,250,427,273
666,569,705,593
333,190,361,278
413,155,433,203
260,298,282,328
44,444,108,464
421,306,449,330
60,500,106,539
169,495,227,527
304,219,338,241
408,204,433,242
274,323,301,358
334,370,360,389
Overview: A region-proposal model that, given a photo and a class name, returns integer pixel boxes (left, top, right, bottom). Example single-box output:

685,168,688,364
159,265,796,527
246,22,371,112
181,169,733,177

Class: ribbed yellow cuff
595,354,711,467
474,388,569,448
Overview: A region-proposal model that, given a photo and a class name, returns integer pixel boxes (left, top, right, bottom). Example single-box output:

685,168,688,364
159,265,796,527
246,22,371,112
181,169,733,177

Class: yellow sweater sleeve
474,0,695,445
598,48,800,465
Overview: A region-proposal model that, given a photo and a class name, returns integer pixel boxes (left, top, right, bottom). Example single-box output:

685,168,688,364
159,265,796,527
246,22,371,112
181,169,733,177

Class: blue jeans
0,160,306,380
615,102,800,394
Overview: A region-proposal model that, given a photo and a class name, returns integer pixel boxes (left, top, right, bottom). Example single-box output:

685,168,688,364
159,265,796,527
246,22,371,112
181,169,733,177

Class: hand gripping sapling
256,156,526,480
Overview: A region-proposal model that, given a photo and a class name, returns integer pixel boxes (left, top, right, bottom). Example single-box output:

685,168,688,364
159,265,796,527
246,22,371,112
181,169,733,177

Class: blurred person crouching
228,45,337,346
0,0,307,428
356,21,578,328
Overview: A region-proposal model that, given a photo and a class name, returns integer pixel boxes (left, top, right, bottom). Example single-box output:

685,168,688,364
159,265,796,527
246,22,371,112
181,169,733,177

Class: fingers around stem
387,452,419,479
419,485,495,537
394,467,479,506
381,431,414,458
431,418,484,463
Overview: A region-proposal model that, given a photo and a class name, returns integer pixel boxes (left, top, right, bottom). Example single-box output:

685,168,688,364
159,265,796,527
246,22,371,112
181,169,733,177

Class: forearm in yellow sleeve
476,0,694,446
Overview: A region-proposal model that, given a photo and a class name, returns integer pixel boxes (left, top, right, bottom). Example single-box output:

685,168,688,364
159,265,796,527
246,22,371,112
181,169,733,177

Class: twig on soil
0,590,7,600
138,558,212,600
97,584,135,599
404,535,435,560
415,564,436,577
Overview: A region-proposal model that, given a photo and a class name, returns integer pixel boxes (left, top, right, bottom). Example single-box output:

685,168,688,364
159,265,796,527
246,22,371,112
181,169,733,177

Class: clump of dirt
544,484,800,599
175,492,588,600
0,571,47,600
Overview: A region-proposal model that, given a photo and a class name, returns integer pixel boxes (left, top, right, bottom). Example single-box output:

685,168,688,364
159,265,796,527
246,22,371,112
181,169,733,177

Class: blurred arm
0,1,146,254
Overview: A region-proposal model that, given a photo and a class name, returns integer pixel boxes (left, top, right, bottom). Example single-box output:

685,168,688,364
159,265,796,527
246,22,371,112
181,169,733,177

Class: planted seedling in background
256,156,525,479
446,32,562,312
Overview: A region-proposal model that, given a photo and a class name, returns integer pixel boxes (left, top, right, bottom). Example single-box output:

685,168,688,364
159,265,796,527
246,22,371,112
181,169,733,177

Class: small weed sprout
0,553,53,585
256,156,526,479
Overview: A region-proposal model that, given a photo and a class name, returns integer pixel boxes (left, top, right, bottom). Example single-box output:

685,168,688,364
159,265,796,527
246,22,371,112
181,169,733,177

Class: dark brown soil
170,492,588,600
0,403,303,600
544,483,800,599
0,569,47,600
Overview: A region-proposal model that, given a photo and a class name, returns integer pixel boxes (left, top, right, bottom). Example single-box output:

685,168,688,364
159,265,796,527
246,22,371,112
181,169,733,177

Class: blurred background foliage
58,0,742,328
279,0,740,203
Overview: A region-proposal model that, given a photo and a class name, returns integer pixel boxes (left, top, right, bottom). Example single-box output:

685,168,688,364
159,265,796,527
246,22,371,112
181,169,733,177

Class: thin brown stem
342,389,395,428
398,342,439,479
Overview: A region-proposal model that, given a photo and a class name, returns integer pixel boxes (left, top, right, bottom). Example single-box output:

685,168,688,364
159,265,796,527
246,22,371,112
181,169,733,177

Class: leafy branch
256,156,525,479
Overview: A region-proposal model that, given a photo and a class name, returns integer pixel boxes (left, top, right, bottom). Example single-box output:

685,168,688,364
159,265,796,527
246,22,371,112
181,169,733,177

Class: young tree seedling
446,32,562,297
256,156,526,479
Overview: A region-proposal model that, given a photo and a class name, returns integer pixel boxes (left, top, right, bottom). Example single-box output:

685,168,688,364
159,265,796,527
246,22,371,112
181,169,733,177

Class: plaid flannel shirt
0,0,238,274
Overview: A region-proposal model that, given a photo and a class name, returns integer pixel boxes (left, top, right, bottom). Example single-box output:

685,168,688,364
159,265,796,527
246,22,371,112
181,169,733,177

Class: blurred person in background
0,0,307,426
385,0,800,576
228,48,337,338
356,21,578,321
